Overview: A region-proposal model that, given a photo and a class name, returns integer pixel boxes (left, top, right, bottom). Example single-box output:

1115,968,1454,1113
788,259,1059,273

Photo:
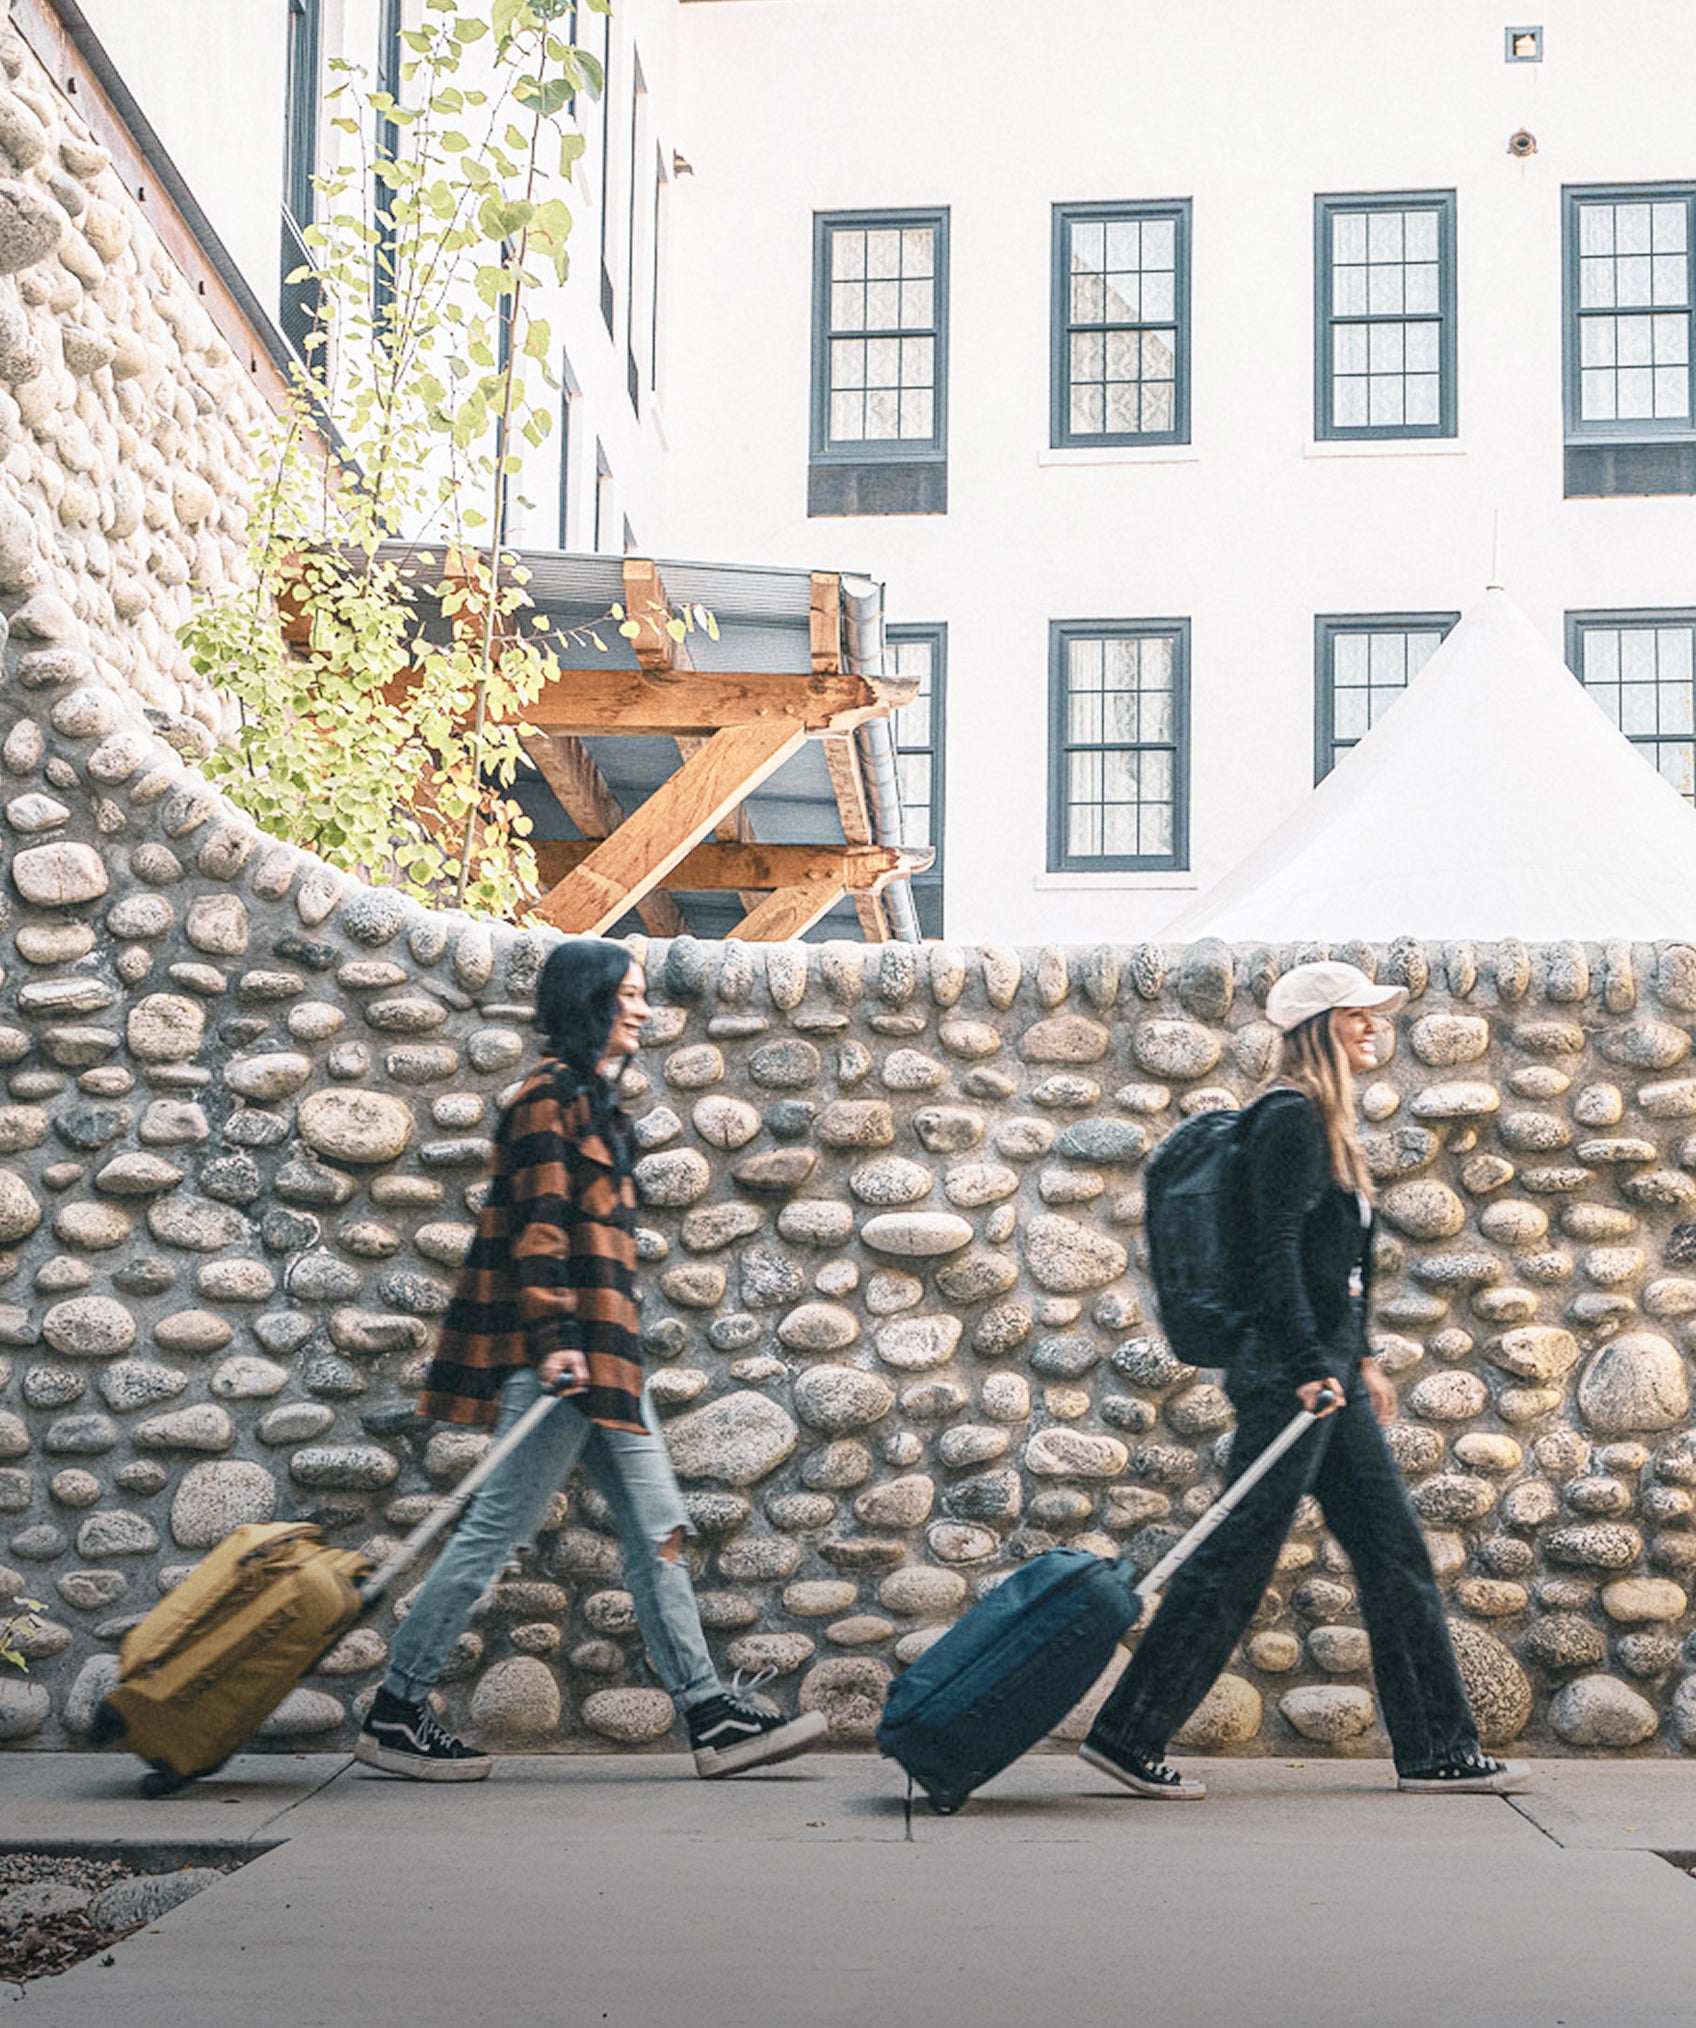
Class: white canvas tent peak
1164,588,1696,943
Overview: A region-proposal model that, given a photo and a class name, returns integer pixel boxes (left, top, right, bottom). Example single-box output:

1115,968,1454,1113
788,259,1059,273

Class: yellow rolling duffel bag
93,1388,563,1795
96,1524,371,1794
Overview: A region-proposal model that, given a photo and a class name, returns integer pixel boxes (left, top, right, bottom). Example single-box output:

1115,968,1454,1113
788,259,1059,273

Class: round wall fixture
1507,129,1538,158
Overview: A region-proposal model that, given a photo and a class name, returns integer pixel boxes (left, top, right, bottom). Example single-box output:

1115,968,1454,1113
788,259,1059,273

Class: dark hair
534,939,635,1092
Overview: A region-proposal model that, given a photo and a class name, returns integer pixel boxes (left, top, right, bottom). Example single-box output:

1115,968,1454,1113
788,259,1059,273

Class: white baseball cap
1264,961,1408,1034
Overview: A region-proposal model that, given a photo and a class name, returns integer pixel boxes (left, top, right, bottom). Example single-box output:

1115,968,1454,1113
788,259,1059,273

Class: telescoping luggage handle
356,1384,1334,1613
1124,1390,1337,1621
358,1388,566,1608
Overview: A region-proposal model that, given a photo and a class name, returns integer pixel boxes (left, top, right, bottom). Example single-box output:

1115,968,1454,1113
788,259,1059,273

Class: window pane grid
1322,198,1451,436
1569,189,1696,445
1320,619,1454,778
1576,618,1696,797
1577,198,1693,423
824,222,938,445
1058,629,1181,863
890,636,937,848
1062,207,1184,441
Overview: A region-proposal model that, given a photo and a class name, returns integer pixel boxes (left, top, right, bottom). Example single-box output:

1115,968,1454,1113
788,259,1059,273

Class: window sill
1034,872,1198,891
1039,445,1200,468
1304,438,1466,459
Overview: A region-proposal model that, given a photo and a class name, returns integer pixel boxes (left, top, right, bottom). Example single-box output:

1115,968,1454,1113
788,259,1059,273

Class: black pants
1089,1371,1479,1774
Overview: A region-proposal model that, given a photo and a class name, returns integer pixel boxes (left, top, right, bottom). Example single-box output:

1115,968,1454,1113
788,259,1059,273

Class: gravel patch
0,1848,240,1986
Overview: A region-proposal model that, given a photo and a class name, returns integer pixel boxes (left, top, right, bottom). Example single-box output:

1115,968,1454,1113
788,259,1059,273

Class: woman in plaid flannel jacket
356,938,826,1784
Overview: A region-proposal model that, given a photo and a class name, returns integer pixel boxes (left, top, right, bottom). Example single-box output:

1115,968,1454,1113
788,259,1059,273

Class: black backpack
1144,1091,1301,1368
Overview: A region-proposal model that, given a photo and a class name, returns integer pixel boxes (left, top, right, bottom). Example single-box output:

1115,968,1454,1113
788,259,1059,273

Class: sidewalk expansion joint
1505,1795,1567,1847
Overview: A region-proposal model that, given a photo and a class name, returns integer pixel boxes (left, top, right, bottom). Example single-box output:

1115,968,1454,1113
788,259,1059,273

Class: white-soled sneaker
687,1672,828,1779
1397,1754,1529,1795
1078,1736,1207,1800
355,1690,493,1783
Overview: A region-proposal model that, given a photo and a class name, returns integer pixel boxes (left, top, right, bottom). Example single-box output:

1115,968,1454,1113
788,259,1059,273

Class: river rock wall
0,627,1695,1760
0,10,266,747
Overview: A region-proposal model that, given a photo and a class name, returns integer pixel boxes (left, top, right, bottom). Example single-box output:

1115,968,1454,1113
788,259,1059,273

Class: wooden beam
531,839,927,892
817,730,890,941
822,732,874,846
623,558,688,672
521,734,685,940
622,559,765,906
809,573,843,673
510,667,886,737
727,882,848,943
521,733,621,830
529,720,808,934
853,890,892,942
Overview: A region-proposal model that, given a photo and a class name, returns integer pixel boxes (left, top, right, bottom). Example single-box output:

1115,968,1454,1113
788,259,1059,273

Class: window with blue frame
280,0,322,363
1048,621,1189,872
625,50,645,409
596,10,614,333
593,441,611,553
1564,185,1696,497
1567,609,1696,798
886,626,946,935
1051,201,1190,447
1315,191,1457,439
557,351,578,548
1314,614,1458,780
809,209,948,517
372,0,402,332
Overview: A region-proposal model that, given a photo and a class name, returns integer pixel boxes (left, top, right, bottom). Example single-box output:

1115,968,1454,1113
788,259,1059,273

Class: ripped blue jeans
384,1366,722,1710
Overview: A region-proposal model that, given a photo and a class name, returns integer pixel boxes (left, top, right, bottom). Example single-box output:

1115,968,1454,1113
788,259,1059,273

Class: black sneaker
1078,1733,1207,1800
687,1672,829,1779
355,1688,493,1783
1397,1753,1528,1794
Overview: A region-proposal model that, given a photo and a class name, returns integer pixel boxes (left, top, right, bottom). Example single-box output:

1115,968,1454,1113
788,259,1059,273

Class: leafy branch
0,1594,45,1675
178,0,670,918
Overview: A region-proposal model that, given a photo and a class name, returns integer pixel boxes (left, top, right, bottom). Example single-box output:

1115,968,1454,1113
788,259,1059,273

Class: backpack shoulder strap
1241,1087,1330,1209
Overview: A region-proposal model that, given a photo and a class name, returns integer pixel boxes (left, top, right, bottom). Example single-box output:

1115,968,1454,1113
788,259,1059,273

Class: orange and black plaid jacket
417,1062,646,1433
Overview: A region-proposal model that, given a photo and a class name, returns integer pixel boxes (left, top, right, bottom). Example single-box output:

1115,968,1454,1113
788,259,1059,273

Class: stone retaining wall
0,9,265,745
1,633,1696,1759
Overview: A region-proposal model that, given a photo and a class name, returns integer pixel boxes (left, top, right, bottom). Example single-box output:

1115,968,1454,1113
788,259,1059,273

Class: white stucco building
63,0,1696,943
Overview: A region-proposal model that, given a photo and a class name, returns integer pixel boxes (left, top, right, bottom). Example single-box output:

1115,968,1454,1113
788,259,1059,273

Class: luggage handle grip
357,1390,562,1608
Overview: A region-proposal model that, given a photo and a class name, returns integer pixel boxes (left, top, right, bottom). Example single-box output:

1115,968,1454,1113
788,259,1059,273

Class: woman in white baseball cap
1081,961,1527,1801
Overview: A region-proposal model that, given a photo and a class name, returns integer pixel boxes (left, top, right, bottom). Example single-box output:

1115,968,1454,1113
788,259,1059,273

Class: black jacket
1237,1088,1374,1388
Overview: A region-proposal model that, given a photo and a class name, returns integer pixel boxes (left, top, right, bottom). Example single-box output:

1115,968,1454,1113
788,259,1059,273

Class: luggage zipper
237,1525,321,1567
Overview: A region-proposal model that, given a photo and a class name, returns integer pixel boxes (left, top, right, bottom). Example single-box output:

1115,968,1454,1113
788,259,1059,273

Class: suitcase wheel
88,1698,127,1748
139,1765,193,1799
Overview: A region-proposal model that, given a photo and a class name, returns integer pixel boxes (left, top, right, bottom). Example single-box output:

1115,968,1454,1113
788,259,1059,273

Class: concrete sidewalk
4,1750,1695,2028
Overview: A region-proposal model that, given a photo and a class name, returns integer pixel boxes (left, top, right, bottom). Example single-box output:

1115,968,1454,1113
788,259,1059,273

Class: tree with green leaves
183,0,701,917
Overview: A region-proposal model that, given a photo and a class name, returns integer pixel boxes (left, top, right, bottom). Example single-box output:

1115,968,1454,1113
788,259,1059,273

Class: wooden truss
515,560,929,940
280,551,926,941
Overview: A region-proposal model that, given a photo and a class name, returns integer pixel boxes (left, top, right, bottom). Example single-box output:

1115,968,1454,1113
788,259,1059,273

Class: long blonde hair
1276,1012,1373,1196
